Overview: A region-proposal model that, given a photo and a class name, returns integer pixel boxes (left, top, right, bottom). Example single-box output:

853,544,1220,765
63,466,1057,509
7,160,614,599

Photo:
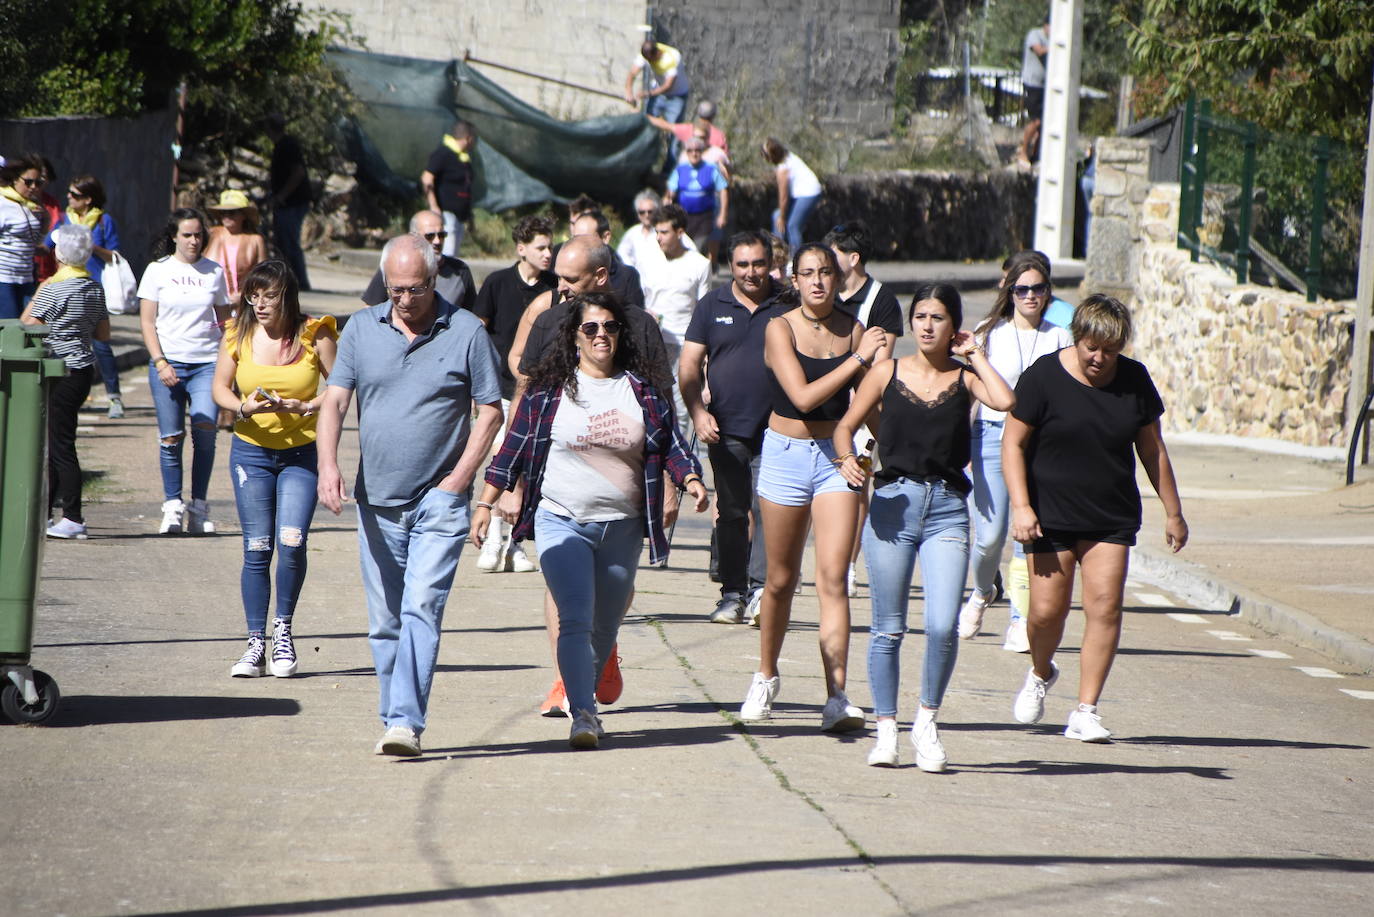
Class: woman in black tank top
738,244,889,732
834,283,1014,770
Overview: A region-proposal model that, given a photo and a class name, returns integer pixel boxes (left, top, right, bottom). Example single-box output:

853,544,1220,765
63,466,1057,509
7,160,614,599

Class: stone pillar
1033,0,1084,260
1080,136,1153,298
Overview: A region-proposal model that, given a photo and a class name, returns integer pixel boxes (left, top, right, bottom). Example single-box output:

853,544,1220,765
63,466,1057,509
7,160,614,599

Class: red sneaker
595,645,623,705
540,679,569,717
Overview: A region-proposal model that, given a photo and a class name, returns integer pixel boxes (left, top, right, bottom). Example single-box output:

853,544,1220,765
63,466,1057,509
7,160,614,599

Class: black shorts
684,208,717,247
1023,85,1045,119
1026,526,1137,554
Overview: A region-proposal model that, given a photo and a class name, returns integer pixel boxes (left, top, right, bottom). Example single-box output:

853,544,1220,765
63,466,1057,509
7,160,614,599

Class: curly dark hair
152,207,209,260
526,292,664,401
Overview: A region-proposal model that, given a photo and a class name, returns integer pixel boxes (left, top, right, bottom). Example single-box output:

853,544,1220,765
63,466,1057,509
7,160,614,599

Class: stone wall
1081,136,1153,299
1128,185,1354,447
316,0,648,119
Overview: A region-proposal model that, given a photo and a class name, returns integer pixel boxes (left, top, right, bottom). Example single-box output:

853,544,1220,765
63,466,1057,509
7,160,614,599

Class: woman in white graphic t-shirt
138,208,232,535
473,292,708,750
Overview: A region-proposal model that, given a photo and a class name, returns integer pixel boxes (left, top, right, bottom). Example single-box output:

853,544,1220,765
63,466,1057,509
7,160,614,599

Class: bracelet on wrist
236,401,248,420
833,452,856,465
154,356,169,367
852,352,871,368
474,500,494,510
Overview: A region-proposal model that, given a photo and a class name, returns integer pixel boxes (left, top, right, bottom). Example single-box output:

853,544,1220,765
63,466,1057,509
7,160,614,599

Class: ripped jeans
230,437,319,633
862,477,970,717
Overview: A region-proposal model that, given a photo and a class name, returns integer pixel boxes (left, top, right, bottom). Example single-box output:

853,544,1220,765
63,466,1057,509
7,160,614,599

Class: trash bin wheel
1,670,60,724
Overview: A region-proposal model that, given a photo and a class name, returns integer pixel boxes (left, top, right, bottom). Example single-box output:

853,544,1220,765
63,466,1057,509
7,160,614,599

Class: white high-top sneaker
159,499,186,535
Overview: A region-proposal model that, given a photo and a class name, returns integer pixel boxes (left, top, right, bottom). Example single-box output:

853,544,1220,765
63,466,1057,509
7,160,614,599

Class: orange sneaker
540,679,569,717
595,645,624,705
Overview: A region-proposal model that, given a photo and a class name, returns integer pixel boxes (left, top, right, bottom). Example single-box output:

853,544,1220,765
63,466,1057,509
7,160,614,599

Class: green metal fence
1177,97,1361,303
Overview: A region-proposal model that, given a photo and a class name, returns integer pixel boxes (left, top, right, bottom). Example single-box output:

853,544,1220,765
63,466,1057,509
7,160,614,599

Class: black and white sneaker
231,635,267,678
269,617,298,677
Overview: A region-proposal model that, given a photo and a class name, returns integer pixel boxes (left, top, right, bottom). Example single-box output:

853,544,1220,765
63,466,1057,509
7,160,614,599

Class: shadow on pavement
410,720,739,760
295,663,538,679
1119,735,1368,750
123,852,1374,916
43,694,302,727
959,759,1233,779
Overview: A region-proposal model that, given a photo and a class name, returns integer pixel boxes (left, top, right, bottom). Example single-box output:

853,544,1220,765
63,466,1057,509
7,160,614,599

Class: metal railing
1177,97,1360,302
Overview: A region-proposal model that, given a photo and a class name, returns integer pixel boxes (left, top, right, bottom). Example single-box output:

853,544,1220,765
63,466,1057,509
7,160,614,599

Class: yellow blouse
227,315,337,449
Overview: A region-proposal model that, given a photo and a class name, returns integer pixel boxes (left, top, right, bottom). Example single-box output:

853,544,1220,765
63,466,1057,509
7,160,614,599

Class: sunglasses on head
1011,283,1050,298
579,320,622,337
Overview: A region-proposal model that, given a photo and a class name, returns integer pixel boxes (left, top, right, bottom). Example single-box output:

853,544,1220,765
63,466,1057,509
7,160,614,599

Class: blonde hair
1071,294,1133,347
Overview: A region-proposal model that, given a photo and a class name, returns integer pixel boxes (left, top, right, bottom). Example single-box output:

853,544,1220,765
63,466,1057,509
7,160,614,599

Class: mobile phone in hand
254,386,282,406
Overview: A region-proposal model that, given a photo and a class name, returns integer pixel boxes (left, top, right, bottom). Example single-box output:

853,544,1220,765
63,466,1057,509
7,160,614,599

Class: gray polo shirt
329,296,502,507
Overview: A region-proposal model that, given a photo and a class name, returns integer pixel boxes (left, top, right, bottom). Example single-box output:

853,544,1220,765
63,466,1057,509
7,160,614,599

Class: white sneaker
505,541,537,573
739,672,780,721
374,725,421,756
268,617,298,677
846,563,858,597
867,719,899,767
569,708,604,749
1002,618,1031,653
476,532,503,572
745,587,763,627
1012,663,1059,724
186,498,214,534
1065,704,1113,742
958,590,991,639
106,396,125,419
912,707,947,772
46,518,88,539
821,692,865,733
159,499,185,535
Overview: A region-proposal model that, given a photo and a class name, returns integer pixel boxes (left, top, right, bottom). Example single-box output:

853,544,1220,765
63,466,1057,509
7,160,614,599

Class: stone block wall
1081,136,1153,299
318,0,649,119
1129,185,1354,447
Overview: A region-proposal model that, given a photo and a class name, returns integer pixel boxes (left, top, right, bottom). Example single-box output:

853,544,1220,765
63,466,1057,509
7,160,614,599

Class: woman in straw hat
206,189,268,303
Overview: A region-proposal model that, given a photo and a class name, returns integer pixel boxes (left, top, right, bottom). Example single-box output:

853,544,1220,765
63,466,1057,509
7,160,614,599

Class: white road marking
77,426,96,433
1134,592,1172,607
1248,648,1292,659
1206,629,1252,641
1339,689,1374,700
1292,666,1342,679
1168,612,1208,624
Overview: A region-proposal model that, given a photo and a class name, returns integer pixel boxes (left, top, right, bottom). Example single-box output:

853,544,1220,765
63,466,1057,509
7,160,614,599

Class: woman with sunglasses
0,154,50,320
738,243,886,732
205,189,269,304
959,251,1072,651
834,283,1013,769
472,292,707,749
139,207,231,534
212,260,336,678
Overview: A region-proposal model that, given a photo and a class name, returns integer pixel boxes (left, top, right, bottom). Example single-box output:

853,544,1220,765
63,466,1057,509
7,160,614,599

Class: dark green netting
329,48,660,211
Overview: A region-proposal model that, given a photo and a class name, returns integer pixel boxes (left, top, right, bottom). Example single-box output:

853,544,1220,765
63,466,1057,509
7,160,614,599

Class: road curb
1131,545,1374,674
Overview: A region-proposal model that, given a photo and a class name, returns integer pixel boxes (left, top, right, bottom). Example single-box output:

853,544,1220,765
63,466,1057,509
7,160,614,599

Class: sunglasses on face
636,208,655,216
423,231,447,241
387,278,433,299
579,320,623,337
68,189,89,199
1011,283,1050,298
20,177,45,188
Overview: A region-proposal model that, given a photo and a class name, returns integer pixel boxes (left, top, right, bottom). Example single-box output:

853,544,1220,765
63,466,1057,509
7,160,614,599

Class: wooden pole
1344,66,1374,463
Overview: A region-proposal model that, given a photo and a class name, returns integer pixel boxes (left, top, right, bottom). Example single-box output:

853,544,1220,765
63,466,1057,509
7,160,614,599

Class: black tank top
874,364,973,494
769,351,852,422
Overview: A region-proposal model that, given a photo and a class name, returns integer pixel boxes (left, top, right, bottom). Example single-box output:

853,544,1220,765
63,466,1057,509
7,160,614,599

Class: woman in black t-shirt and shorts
1003,294,1188,743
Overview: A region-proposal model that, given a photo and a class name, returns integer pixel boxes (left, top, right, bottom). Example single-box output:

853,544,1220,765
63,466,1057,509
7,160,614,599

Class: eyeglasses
1011,283,1050,299
636,208,656,216
20,176,45,188
579,320,623,337
387,278,433,299
422,231,447,241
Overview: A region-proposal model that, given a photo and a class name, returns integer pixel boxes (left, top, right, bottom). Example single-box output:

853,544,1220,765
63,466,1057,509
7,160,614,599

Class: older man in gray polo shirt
317,232,503,757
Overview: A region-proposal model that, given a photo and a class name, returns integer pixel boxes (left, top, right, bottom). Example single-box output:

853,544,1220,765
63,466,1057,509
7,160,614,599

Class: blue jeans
967,420,1025,611
535,508,642,715
93,339,120,396
357,487,470,734
149,359,218,502
863,478,970,716
648,93,689,163
0,281,35,319
230,438,319,633
773,194,820,251
273,202,310,290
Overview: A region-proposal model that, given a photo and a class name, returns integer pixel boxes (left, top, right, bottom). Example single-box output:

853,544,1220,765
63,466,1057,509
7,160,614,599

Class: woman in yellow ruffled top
212,260,336,680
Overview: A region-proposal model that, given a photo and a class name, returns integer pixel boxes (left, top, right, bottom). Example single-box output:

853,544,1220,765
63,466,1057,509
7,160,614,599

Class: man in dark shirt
825,220,903,350
679,230,782,624
420,120,476,258
266,112,311,291
361,210,475,312
570,209,645,310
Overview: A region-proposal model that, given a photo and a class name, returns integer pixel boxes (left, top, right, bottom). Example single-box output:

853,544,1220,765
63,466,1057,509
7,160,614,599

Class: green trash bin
0,319,68,724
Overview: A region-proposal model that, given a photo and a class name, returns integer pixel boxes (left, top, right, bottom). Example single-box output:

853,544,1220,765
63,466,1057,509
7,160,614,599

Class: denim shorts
756,428,853,506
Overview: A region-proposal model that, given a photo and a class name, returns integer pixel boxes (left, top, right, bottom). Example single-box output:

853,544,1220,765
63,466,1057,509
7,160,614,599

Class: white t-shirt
642,248,712,350
977,318,1073,422
617,224,696,271
780,152,822,198
137,256,230,363
540,371,646,522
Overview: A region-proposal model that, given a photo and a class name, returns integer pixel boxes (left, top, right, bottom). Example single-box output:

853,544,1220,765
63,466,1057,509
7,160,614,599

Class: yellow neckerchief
49,264,91,284
66,206,103,229
1,185,41,211
442,134,471,163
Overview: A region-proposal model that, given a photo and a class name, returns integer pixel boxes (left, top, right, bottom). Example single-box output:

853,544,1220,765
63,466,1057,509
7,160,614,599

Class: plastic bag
102,251,138,315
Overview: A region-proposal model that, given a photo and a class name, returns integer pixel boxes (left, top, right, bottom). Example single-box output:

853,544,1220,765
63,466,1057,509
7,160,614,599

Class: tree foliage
0,0,360,164
1114,0,1374,147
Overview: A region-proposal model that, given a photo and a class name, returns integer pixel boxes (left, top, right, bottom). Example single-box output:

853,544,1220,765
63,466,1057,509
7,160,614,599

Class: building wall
315,0,650,119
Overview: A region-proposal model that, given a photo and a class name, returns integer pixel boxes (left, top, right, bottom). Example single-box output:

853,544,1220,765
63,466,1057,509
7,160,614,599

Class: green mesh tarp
329,48,661,211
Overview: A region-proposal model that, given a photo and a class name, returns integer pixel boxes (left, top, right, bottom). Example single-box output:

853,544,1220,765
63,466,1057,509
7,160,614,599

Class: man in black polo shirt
361,210,476,311
825,220,903,347
420,120,476,257
679,230,782,624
